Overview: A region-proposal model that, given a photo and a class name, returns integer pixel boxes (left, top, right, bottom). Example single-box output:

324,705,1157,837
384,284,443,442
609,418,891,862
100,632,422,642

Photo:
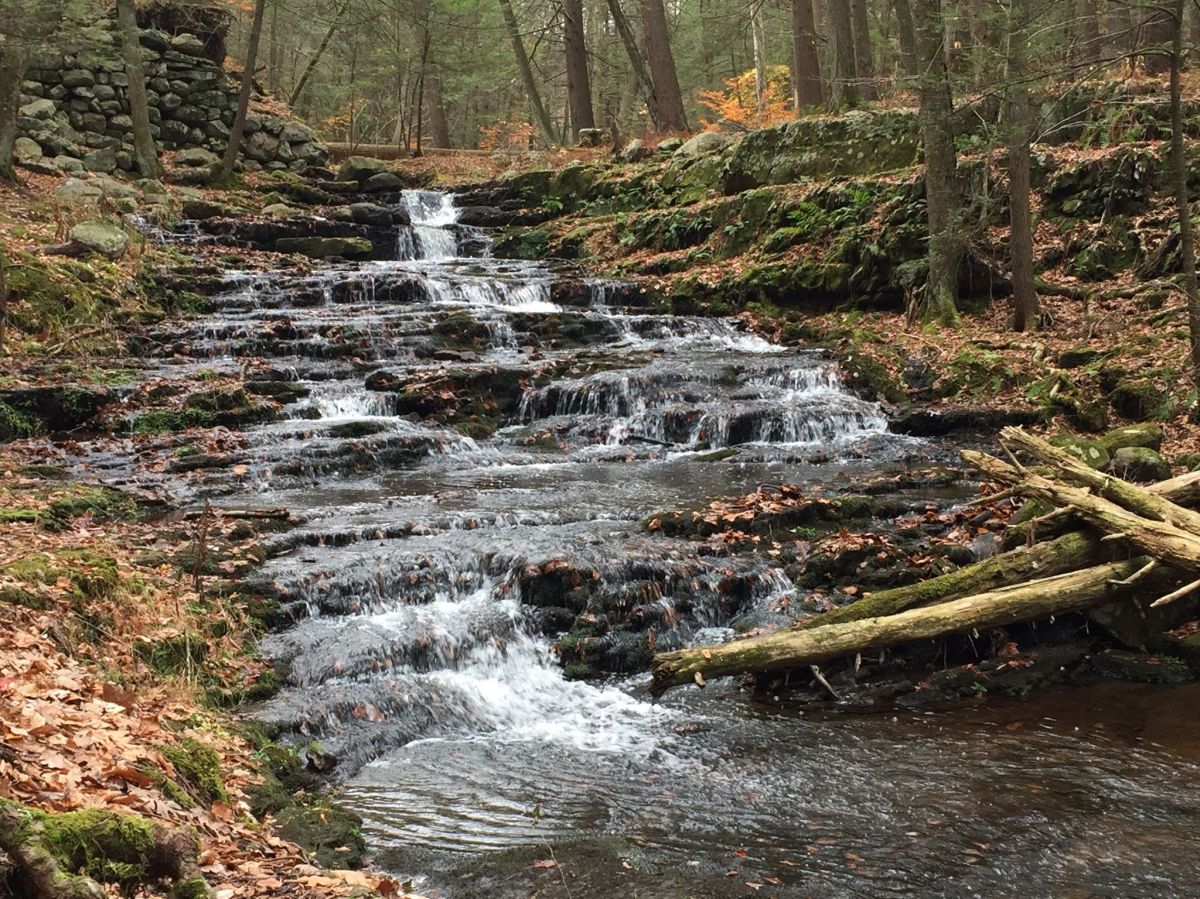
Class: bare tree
640,0,688,130
222,0,268,178
498,0,557,146
563,0,595,139
1167,0,1200,383
792,0,824,108
1007,0,1037,331
829,0,859,106
606,0,661,128
115,0,160,179
912,0,962,325
852,0,877,99
290,0,351,106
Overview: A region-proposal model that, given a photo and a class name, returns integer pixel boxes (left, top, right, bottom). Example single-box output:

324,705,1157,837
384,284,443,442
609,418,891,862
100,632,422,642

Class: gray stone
14,137,43,165
80,113,107,133
168,80,191,96
72,86,96,100
109,114,133,131
91,174,141,201
55,157,84,174
279,122,315,143
94,84,117,101
46,84,68,101
181,199,237,220
349,202,394,227
204,119,230,141
62,69,96,89
19,97,56,119
172,105,207,125
336,155,388,182
275,236,373,258
159,92,183,112
174,147,220,168
82,146,118,174
243,130,280,162
262,203,298,216
242,115,264,135
675,131,734,158
110,72,129,88
363,172,404,192
620,139,649,162
149,78,170,94
139,29,171,52
170,33,207,57
656,136,684,153
70,220,129,259
161,120,190,144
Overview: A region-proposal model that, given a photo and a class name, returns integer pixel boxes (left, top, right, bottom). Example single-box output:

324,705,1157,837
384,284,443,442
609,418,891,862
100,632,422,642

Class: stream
124,192,1200,896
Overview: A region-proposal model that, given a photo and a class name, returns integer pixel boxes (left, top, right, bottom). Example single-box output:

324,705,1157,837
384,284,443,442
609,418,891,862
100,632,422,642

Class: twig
1150,577,1200,609
1109,559,1160,588
810,665,841,700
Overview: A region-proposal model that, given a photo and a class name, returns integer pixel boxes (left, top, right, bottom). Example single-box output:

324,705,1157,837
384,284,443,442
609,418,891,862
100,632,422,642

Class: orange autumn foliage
698,65,795,131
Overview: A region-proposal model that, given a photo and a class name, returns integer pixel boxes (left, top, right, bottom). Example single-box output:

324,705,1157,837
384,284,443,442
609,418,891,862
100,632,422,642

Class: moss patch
160,737,228,805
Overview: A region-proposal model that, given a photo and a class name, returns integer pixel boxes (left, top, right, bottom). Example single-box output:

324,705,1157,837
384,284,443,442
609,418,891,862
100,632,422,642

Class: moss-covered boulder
721,110,921,193
1100,422,1164,452
274,236,373,259
1107,446,1172,482
1109,380,1169,421
1091,649,1193,684
1049,434,1111,469
160,737,227,806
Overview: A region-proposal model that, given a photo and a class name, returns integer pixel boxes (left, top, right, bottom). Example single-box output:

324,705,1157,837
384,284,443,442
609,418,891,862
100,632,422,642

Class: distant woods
224,0,1200,149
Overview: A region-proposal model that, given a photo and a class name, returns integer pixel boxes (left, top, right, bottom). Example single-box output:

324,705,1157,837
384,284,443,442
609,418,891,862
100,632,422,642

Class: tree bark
606,0,661,128
829,0,859,106
563,0,596,139
289,0,350,106
0,41,25,182
424,74,452,148
752,0,769,114
498,0,558,146
893,0,918,76
1168,0,1200,387
116,0,160,179
640,0,688,130
792,0,824,108
852,0,877,99
222,0,268,177
651,558,1146,694
1007,0,1037,332
912,0,962,325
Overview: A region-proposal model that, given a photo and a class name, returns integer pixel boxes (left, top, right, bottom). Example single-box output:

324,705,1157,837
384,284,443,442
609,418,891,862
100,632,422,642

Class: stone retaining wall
15,6,327,177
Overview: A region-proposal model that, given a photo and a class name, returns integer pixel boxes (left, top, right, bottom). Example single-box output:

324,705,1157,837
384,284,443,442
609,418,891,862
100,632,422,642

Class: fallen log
964,450,1200,574
1000,428,1200,533
650,558,1148,695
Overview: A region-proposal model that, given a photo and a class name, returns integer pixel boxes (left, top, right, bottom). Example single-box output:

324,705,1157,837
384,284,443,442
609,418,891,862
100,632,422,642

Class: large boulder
362,172,405,193
721,110,921,193
13,137,43,166
675,131,733,158
336,155,388,183
69,220,129,259
54,177,103,207
348,202,394,227
19,98,56,120
175,147,220,168
1107,446,1172,483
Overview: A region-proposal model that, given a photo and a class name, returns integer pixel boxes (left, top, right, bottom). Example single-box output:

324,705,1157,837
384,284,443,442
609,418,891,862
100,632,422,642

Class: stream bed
125,192,1200,897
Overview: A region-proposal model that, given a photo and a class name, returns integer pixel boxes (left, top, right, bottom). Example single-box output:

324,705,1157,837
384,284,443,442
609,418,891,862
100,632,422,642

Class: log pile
650,428,1200,696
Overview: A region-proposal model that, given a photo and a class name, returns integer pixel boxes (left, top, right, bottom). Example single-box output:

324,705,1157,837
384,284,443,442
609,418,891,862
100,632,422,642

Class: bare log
650,558,1146,695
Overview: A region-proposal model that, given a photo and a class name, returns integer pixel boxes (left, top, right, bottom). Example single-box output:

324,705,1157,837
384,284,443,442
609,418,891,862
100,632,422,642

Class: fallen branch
650,558,1147,695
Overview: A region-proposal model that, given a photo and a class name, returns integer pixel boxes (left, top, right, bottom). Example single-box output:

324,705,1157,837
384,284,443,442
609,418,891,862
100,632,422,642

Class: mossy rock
132,408,218,434
1109,381,1170,421
1056,346,1101,369
0,399,41,440
1100,422,1164,452
160,737,227,805
1106,446,1171,482
1091,649,1193,684
493,227,551,260
46,486,139,530
1,549,119,603
274,236,373,259
274,800,366,869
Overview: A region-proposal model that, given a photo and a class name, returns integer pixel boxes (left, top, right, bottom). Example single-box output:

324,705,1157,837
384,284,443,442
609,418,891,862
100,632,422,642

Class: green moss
47,486,139,530
132,408,218,434
0,399,40,440
161,737,228,805
1,549,118,602
138,762,196,810
274,800,366,869
41,807,157,891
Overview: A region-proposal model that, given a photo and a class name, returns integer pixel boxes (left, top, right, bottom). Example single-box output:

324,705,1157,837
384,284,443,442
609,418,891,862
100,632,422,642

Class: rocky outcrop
15,4,326,176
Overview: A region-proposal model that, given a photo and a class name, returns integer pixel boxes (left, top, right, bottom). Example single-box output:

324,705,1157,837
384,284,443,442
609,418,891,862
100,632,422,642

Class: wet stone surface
37,190,1200,897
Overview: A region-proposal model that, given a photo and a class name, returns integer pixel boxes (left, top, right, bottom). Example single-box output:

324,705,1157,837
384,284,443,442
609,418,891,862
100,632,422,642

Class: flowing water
129,194,1200,897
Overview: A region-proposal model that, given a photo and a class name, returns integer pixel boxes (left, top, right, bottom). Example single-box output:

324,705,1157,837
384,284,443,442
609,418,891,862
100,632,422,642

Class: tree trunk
852,0,877,99
607,0,661,128
651,558,1147,694
0,42,25,182
1007,0,1037,332
1169,0,1200,386
912,0,961,325
792,0,824,108
640,0,688,130
268,0,280,93
222,0,268,178
424,75,452,148
752,1,769,113
290,0,350,106
563,0,595,139
115,0,160,179
498,0,558,146
893,0,918,76
1074,0,1102,65
829,0,859,106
